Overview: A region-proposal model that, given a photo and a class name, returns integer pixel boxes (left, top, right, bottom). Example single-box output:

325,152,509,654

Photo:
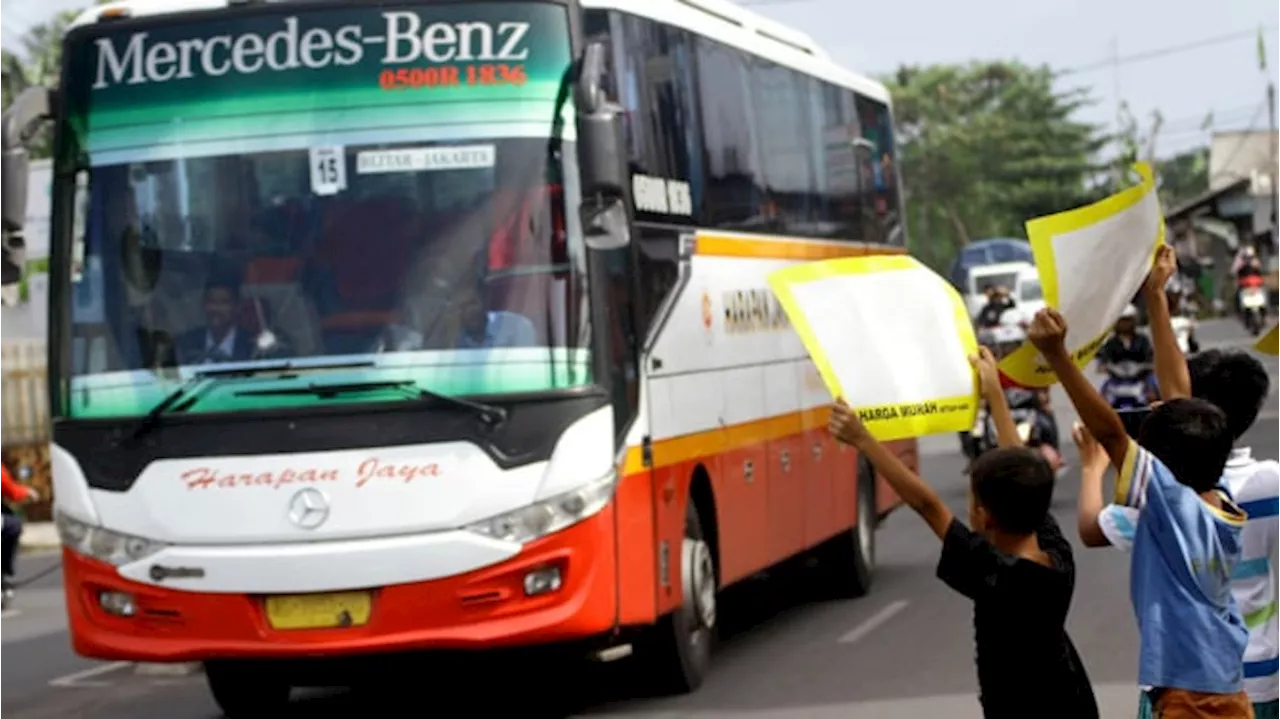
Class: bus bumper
62,505,620,663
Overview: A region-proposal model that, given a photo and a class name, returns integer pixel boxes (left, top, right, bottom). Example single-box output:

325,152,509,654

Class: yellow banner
999,162,1165,387
1256,325,1279,355
769,254,979,441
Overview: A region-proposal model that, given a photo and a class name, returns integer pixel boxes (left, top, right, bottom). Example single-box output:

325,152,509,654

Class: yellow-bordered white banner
999,162,1165,387
768,254,979,441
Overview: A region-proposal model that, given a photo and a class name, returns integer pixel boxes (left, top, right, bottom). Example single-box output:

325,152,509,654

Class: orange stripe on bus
623,405,833,476
693,234,908,261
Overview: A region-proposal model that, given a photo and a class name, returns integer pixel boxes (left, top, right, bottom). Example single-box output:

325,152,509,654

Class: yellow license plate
264,591,373,630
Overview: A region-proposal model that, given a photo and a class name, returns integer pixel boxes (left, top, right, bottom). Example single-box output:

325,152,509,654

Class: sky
1,0,1277,159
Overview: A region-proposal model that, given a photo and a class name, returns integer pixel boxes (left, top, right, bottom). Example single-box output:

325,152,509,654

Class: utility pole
1261,28,1276,256
1269,79,1276,255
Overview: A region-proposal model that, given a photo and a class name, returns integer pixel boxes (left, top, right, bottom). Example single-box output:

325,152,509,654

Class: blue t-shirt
1115,439,1250,693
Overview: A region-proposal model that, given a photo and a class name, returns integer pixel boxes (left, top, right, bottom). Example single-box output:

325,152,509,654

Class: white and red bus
0,0,915,713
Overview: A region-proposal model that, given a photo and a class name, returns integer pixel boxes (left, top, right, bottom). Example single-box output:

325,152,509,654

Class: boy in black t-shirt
828,348,1098,719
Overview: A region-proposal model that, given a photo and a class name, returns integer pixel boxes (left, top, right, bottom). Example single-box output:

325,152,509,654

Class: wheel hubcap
683,538,716,631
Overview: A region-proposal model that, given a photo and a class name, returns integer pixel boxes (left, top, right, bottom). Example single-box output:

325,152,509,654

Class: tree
1154,148,1209,209
2,9,83,158
885,62,1109,270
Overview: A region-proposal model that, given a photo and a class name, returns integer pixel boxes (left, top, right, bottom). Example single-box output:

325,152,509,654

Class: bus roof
580,0,889,103
70,0,890,105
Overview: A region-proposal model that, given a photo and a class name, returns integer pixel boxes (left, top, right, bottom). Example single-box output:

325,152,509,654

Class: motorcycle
970,388,1064,474
1239,275,1268,337
1100,360,1157,410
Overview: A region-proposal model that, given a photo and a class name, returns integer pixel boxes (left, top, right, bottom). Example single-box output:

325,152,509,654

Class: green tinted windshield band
64,3,574,165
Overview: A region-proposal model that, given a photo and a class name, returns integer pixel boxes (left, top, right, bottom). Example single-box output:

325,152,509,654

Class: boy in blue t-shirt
1027,307,1251,716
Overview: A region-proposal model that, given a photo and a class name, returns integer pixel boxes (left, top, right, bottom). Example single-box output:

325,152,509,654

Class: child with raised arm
1074,247,1279,719
828,348,1098,719
1026,303,1251,718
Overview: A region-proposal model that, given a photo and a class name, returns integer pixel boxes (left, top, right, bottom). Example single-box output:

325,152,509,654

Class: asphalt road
2,319,1276,719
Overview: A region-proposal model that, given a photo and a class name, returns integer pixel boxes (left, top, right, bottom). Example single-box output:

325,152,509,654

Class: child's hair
1138,398,1233,493
970,447,1054,535
1188,349,1270,442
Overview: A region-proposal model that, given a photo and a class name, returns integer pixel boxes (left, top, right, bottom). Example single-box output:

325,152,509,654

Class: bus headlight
465,472,616,544
55,512,167,567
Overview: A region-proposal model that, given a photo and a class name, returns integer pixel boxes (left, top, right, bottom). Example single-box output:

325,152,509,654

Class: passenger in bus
380,281,536,352
828,347,1098,719
175,275,256,364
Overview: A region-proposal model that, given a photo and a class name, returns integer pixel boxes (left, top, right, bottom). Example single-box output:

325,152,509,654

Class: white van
965,261,1035,319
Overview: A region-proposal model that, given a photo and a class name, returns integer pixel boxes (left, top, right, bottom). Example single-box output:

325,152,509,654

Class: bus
0,0,916,713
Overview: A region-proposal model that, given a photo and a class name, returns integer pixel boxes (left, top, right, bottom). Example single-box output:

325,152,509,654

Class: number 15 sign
309,145,348,196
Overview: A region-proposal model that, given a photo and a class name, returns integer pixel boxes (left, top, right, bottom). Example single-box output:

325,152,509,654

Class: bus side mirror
575,42,627,201
2,87,53,234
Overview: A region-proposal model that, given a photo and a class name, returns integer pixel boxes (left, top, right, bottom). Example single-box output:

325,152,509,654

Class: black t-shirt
936,516,1099,719
976,297,1016,328
1097,333,1153,366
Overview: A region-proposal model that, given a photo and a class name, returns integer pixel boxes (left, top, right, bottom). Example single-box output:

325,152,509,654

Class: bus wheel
815,458,875,598
204,661,292,718
640,502,716,694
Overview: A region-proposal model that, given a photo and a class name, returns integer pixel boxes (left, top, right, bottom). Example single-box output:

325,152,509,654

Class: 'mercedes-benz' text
92,12,532,89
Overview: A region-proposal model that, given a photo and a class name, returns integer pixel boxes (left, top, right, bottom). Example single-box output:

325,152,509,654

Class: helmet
1119,304,1139,320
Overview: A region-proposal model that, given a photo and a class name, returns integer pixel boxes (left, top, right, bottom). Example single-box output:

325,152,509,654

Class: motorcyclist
2,462,39,609
975,284,1016,329
1097,304,1154,367
1234,245,1264,281
1165,283,1199,355
1096,304,1157,406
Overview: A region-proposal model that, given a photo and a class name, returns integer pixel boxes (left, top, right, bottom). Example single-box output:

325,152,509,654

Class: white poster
769,254,979,440
1000,162,1164,387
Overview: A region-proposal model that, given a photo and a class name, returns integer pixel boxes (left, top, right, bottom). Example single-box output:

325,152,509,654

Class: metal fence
2,338,49,446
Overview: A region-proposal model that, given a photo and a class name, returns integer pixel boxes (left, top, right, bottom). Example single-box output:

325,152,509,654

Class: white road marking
49,661,133,688
1,609,20,619
838,599,909,644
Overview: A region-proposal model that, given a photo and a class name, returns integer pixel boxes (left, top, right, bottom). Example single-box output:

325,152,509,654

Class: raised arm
829,400,953,540
972,347,1021,448
1027,308,1130,470
1143,245,1191,400
1072,422,1113,547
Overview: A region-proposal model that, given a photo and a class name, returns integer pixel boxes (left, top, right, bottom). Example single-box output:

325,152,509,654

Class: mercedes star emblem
287,488,331,530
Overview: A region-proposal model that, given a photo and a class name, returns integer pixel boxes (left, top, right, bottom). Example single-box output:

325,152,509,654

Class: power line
734,0,1279,78
1058,26,1280,77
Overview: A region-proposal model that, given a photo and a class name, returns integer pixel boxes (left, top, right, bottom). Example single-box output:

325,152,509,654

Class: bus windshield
56,2,589,419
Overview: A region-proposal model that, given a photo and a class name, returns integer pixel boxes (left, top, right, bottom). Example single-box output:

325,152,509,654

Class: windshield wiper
237,380,508,426
127,360,380,442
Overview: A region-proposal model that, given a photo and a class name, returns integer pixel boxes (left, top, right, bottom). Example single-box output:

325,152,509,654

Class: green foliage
1154,148,1209,209
886,61,1109,270
1,7,93,159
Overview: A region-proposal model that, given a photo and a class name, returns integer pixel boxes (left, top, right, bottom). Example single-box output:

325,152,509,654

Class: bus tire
204,661,291,718
815,458,876,598
640,501,717,694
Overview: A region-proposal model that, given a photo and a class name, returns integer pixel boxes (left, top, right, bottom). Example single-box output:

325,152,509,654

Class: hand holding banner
999,162,1165,387
768,254,979,441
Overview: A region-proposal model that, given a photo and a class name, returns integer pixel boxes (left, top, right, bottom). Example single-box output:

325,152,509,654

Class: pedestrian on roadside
1027,286,1252,717
1076,349,1277,718
2,461,39,608
828,347,1098,719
